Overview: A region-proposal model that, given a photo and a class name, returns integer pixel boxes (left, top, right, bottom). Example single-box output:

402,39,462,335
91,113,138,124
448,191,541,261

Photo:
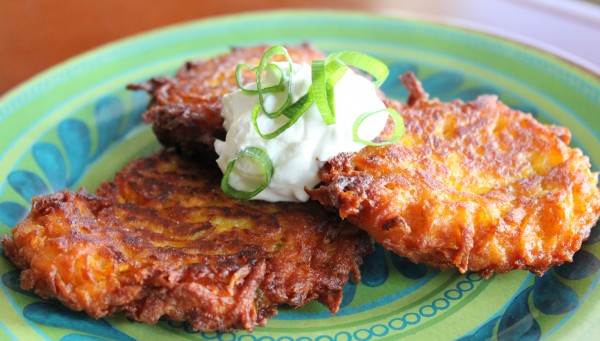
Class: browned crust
2,150,372,331
127,44,326,158
308,72,600,278
127,44,402,157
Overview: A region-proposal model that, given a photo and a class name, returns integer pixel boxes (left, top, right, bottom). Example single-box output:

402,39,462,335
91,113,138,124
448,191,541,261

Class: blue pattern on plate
510,104,539,119
470,316,502,341
341,279,358,308
58,119,91,186
1,91,148,230
23,302,135,341
2,270,38,298
379,62,419,100
7,171,50,203
390,253,428,280
273,246,432,321
554,249,600,280
123,91,148,133
0,202,28,228
463,246,599,340
456,86,501,102
93,96,125,158
497,287,541,340
33,143,68,191
1,93,148,339
456,316,501,341
421,72,464,101
194,273,482,340
360,244,389,287
532,271,578,315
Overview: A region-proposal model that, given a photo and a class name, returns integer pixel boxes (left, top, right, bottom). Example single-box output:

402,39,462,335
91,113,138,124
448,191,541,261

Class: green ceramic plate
1,10,599,341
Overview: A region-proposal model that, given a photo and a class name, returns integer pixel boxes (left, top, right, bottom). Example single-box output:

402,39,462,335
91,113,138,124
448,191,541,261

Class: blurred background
1,0,599,95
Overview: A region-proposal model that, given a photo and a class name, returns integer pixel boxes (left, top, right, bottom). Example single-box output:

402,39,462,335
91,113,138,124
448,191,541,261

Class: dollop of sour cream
214,62,388,202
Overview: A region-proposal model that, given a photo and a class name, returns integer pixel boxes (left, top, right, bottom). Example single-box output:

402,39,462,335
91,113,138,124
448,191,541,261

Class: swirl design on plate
459,224,600,341
0,92,147,341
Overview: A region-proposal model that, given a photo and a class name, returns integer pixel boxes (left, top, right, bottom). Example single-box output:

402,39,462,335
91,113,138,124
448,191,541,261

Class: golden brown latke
308,72,600,278
128,44,401,157
2,150,372,332
127,44,324,157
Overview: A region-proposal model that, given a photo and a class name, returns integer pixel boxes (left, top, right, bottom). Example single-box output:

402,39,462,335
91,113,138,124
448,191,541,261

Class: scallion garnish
224,46,405,199
326,51,389,88
256,46,294,118
311,60,335,125
252,90,314,139
235,46,293,118
352,108,405,146
221,147,274,199
324,59,349,125
235,63,285,94
324,58,349,86
236,47,400,138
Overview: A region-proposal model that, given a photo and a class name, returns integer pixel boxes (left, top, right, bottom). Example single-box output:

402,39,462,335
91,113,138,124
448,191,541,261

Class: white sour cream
214,62,388,202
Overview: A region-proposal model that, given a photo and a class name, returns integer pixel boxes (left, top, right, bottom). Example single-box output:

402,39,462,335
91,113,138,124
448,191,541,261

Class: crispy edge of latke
2,150,373,332
308,72,600,278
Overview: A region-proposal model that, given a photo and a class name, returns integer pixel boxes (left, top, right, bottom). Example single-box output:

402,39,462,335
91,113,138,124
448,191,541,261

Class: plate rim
1,9,599,341
1,8,598,110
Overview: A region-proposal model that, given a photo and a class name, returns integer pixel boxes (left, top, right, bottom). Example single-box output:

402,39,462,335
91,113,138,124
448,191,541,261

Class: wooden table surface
1,0,599,96
0,1,370,95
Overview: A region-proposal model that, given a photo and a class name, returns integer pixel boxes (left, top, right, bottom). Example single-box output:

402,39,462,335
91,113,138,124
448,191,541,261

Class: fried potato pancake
127,44,325,157
2,150,372,331
128,44,401,157
308,73,600,278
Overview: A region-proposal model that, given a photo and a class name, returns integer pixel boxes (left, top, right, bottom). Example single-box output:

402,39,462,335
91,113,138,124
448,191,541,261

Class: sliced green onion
235,63,257,93
221,147,274,199
256,46,293,118
235,63,285,94
252,90,314,139
281,89,314,119
311,59,350,125
311,60,335,125
352,108,405,146
326,51,389,88
324,59,349,87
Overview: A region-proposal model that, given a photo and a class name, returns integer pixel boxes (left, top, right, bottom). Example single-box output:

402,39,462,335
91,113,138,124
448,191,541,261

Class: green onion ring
256,46,294,118
352,108,405,146
311,60,335,125
235,63,285,94
326,51,389,88
324,59,349,87
252,90,314,139
220,147,274,199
